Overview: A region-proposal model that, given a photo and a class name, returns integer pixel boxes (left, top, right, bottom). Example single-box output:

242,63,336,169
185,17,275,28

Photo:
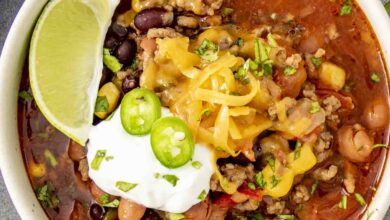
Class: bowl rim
0,0,390,219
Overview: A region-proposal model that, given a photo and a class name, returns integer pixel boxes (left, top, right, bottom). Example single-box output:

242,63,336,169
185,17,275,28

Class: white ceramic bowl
0,1,390,219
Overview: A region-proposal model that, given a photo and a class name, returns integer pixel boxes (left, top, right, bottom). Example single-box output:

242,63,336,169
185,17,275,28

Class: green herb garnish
222,7,234,16
201,108,213,118
196,39,219,62
283,66,297,76
105,156,114,161
236,37,244,47
295,204,303,212
386,2,390,16
354,193,366,206
270,175,280,188
311,180,320,195
163,174,180,187
91,150,107,170
154,173,161,179
18,90,33,102
36,182,60,209
99,194,110,204
192,161,203,169
115,181,137,192
130,58,139,71
251,213,265,220
294,141,302,160
267,156,276,172
310,101,321,114
168,213,185,220
198,190,207,200
255,38,269,63
310,57,322,68
103,199,120,208
338,195,347,209
248,182,256,190
254,172,267,189
267,33,278,47
44,149,58,167
103,48,123,72
372,144,387,149
340,0,353,16
95,96,109,113
370,73,381,83
277,214,296,220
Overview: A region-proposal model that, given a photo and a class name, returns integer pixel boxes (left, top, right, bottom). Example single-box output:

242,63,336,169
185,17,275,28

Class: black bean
141,209,162,220
116,39,137,65
134,8,174,33
111,23,128,38
99,66,113,88
89,203,104,220
104,36,119,51
122,75,139,94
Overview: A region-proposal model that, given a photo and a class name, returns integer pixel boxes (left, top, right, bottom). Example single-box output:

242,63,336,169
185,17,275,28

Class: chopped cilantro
270,175,280,188
262,63,273,76
105,156,114,161
310,101,321,113
154,173,161,179
103,199,120,208
295,204,303,212
201,108,213,118
222,7,234,16
95,96,109,113
196,39,219,62
103,48,123,72
115,181,137,192
191,161,203,169
340,0,353,16
255,38,269,63
254,172,267,189
163,174,179,187
251,213,265,220
310,57,322,68
372,144,387,149
130,58,139,71
91,150,107,170
386,2,390,16
198,190,207,200
18,90,33,102
236,37,244,47
36,182,60,209
267,33,278,47
99,194,110,204
294,141,302,160
267,156,276,172
277,214,296,220
354,193,366,206
168,213,185,220
44,149,58,167
370,73,381,83
338,195,348,209
283,66,297,76
248,182,256,190
311,180,320,195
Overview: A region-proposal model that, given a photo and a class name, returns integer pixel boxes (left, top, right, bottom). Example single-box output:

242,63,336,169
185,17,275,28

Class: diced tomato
238,182,262,201
213,194,236,208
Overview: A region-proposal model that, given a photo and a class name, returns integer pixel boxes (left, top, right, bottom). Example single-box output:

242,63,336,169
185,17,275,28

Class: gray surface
0,0,389,220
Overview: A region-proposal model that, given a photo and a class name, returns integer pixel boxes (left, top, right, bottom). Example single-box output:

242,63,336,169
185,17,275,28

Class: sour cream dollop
87,108,214,213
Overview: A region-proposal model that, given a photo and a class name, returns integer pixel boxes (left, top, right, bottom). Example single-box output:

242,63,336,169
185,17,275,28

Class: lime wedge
29,0,119,145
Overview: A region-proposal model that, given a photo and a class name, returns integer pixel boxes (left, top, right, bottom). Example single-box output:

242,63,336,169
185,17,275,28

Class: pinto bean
68,141,86,161
363,99,390,130
134,8,174,33
118,199,146,220
185,199,212,220
275,64,307,98
337,124,374,163
89,181,117,203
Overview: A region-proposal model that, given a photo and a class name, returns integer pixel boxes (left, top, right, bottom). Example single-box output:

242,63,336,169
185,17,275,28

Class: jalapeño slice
151,117,195,168
120,88,161,135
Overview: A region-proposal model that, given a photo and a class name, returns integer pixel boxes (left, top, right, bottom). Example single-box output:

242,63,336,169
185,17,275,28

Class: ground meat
326,23,339,40
316,150,334,163
78,159,89,181
177,16,199,28
314,48,326,58
209,205,229,220
147,28,183,39
265,199,286,215
322,96,341,115
234,199,260,211
267,104,278,120
302,82,318,101
314,131,332,153
285,53,302,68
169,0,222,16
312,165,338,181
292,185,310,204
220,163,255,189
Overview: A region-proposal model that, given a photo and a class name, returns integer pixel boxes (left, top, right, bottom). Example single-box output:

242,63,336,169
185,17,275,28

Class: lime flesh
29,0,118,145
